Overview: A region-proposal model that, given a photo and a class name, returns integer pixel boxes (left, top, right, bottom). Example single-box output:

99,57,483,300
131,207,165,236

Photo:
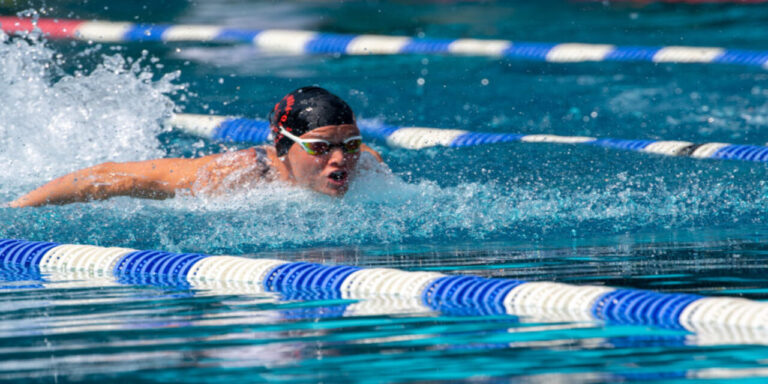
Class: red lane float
0,16,83,39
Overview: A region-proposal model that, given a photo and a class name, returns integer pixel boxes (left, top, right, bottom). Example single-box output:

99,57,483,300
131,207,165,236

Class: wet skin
275,124,362,197
9,124,381,207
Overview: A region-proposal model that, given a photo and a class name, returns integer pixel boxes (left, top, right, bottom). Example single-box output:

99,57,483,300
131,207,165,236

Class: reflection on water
1,20,768,251
1,0,768,382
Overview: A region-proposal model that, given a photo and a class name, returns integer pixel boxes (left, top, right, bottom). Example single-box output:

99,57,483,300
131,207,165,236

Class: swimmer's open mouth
328,170,348,184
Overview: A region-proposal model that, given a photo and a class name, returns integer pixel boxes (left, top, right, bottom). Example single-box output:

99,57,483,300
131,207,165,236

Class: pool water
2,0,768,382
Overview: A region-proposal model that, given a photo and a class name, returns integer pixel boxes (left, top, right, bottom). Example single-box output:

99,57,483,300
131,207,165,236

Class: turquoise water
2,0,768,382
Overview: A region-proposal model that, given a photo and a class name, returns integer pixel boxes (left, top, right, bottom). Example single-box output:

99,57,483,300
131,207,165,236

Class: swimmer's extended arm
9,155,219,208
361,144,383,162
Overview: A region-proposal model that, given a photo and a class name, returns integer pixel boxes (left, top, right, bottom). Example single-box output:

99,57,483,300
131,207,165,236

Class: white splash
0,31,181,194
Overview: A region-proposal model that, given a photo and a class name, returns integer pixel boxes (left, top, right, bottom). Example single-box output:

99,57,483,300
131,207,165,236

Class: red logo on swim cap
279,95,295,130
273,94,297,144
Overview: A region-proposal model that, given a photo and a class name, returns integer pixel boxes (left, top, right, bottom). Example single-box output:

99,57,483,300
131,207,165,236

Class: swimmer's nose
327,147,346,166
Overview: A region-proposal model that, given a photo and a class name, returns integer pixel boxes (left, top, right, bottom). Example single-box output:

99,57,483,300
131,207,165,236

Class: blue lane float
2,17,768,69
2,238,768,336
169,113,768,164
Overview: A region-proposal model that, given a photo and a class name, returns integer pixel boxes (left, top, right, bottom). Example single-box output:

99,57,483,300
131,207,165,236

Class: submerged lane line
169,113,768,163
2,16,768,68
2,238,768,339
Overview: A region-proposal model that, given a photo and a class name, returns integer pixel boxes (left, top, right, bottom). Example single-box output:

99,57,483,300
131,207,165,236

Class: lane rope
169,113,768,163
1,16,768,68
2,238,768,336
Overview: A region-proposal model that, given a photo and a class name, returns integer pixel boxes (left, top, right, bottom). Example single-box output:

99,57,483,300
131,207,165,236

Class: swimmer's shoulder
190,146,272,177
212,146,273,164
250,145,291,180
361,144,383,162
191,146,280,193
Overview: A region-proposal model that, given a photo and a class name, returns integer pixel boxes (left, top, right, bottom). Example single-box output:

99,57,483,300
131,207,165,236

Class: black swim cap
270,86,355,156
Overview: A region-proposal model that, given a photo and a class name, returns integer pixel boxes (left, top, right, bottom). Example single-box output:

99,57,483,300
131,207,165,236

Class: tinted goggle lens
304,142,330,155
343,139,362,153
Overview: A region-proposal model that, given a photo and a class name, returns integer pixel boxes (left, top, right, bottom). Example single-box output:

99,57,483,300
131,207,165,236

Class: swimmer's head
270,86,356,157
269,87,362,197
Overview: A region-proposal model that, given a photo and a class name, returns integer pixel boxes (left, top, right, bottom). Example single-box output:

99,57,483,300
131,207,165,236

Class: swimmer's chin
313,182,350,197
318,186,348,198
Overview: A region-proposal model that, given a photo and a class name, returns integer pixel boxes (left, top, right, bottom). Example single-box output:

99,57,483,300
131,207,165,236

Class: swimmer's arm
9,156,217,208
361,144,383,162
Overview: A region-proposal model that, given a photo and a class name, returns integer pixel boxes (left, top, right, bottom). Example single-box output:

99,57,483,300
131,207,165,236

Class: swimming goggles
279,125,363,156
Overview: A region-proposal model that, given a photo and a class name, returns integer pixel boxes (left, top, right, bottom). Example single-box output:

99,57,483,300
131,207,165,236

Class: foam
0,31,180,193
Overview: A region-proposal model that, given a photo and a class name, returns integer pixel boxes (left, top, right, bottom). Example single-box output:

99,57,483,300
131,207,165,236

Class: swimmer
9,86,383,208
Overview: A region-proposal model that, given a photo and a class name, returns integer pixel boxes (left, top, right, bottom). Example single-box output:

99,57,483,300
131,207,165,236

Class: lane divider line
2,17,768,68
1,238,767,334
168,113,768,163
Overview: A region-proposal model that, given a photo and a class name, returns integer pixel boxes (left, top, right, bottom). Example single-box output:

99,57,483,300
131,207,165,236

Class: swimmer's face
284,124,361,197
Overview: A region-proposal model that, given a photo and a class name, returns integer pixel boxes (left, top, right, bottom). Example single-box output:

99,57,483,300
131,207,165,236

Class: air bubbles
417,77,425,86
481,78,489,86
